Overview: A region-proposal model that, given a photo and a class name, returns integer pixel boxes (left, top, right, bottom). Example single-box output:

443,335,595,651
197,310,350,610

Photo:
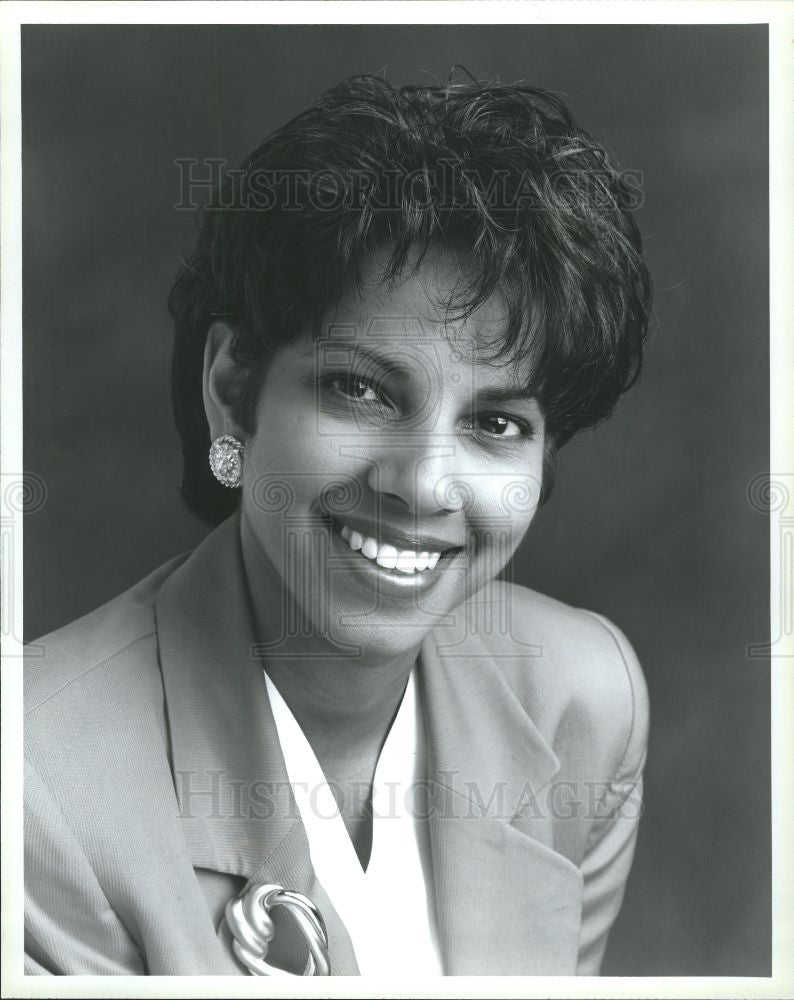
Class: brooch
224,882,331,976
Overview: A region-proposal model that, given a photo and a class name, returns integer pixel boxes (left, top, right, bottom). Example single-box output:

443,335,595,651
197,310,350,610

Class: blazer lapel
418,590,584,975
155,514,358,975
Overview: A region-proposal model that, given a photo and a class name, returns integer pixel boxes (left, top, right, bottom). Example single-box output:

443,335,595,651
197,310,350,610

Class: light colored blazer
24,514,648,976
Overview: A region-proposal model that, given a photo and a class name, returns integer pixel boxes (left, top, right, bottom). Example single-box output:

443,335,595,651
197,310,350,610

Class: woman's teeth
339,524,442,574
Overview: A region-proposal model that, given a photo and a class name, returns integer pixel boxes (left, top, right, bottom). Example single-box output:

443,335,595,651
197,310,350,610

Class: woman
24,74,651,977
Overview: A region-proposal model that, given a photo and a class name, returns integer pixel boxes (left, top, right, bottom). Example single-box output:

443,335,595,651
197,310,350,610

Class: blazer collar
156,515,582,975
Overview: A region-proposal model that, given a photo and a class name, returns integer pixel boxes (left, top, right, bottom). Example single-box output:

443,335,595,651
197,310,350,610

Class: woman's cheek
248,399,331,477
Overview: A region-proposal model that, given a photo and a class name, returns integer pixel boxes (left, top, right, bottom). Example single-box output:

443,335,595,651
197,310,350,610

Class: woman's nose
365,440,468,516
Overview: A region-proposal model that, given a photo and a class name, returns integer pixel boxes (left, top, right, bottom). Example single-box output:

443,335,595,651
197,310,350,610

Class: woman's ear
203,321,249,442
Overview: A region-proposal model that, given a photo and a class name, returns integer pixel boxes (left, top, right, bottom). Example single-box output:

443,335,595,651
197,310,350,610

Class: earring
209,434,244,489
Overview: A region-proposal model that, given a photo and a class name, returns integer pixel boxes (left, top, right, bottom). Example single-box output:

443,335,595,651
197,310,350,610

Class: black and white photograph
1,4,791,995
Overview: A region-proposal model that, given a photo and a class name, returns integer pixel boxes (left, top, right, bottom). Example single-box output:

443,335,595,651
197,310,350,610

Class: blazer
24,513,649,977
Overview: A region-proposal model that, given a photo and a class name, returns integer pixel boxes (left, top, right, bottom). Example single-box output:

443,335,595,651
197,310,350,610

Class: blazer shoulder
25,553,188,717
487,581,649,781
485,578,639,656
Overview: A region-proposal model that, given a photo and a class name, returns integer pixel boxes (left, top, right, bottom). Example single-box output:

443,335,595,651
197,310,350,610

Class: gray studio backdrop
22,24,770,975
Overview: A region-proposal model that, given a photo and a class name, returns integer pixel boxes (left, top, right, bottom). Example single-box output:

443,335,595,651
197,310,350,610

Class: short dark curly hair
169,73,652,525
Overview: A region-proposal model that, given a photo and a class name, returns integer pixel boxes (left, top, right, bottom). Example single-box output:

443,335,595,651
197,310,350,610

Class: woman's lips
332,520,460,575
327,517,463,594
337,520,445,574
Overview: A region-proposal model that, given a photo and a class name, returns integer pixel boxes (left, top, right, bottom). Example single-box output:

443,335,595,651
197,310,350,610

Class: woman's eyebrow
315,342,414,379
473,385,539,407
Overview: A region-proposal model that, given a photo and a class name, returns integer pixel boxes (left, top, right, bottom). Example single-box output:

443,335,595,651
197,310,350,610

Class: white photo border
2,3,792,998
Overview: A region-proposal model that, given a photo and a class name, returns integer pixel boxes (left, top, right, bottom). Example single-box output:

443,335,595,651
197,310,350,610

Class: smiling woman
24,74,652,977
225,250,547,665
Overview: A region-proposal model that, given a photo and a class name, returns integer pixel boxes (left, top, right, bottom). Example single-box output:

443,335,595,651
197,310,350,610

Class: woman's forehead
321,249,518,361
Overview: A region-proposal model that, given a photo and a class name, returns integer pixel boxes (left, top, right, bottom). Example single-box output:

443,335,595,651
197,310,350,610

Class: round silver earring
209,434,244,489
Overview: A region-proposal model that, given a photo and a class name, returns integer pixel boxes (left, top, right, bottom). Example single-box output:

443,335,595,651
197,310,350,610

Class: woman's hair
169,73,652,525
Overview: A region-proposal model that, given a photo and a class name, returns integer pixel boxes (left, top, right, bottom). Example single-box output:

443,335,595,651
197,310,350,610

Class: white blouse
263,669,444,976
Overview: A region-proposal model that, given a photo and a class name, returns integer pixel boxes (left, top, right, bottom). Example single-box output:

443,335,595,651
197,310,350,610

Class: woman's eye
331,374,382,403
475,414,529,439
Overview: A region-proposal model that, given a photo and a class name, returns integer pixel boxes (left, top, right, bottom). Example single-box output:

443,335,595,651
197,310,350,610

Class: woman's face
239,249,546,662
